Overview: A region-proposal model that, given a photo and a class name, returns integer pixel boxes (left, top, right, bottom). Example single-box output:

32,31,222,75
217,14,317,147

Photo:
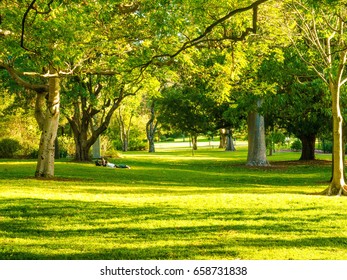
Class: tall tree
286,0,347,195
263,48,331,161
0,1,101,176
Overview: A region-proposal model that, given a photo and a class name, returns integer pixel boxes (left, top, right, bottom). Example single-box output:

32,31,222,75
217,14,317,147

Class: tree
0,1,100,176
0,0,271,176
62,75,140,160
146,100,159,153
159,85,216,150
221,1,289,166
286,0,347,195
262,46,331,161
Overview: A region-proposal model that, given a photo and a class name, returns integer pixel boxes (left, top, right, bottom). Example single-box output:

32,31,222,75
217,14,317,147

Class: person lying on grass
95,157,131,169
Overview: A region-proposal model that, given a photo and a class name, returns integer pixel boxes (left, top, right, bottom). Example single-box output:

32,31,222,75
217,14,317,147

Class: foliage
0,86,40,157
290,139,302,152
319,140,333,154
266,130,287,153
57,135,75,158
157,48,235,137
0,138,21,158
112,138,147,151
263,46,332,142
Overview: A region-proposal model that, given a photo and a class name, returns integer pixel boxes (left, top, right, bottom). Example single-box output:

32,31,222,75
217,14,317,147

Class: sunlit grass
1,146,347,260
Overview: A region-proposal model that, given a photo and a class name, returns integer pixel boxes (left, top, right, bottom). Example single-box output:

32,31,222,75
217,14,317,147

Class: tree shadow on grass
0,197,345,259
2,234,347,260
1,244,240,260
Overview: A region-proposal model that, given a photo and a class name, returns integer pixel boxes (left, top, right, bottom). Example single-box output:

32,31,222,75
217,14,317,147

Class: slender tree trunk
146,101,157,153
35,69,60,178
117,108,132,152
324,82,347,195
299,134,316,161
191,133,198,150
54,136,60,159
247,99,269,166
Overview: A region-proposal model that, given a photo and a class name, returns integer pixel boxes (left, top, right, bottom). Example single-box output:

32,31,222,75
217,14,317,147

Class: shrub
29,149,39,159
128,139,147,151
319,140,333,153
290,139,302,152
58,135,75,158
0,138,22,158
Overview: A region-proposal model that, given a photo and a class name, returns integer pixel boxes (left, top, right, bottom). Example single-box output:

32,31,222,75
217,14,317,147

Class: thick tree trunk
74,133,92,161
219,128,226,148
247,99,269,166
323,82,347,195
299,134,316,161
225,128,236,151
35,70,60,178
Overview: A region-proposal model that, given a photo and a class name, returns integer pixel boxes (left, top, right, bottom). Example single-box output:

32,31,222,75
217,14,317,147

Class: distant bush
29,149,39,159
128,139,147,151
0,138,22,158
165,137,175,142
290,139,302,152
318,140,333,154
318,140,347,154
112,139,147,151
58,135,75,158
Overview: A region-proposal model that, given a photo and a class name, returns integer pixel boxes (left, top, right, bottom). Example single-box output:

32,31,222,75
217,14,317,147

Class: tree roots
320,184,347,196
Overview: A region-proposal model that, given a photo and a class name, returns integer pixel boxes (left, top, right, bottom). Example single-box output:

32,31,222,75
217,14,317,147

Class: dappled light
2,0,347,263
1,148,345,260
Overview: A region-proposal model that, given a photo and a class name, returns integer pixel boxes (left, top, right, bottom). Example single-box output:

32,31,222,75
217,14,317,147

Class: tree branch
0,61,48,93
140,0,268,69
21,0,55,53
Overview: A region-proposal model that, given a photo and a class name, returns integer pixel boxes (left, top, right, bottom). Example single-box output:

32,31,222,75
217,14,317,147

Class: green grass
1,146,347,260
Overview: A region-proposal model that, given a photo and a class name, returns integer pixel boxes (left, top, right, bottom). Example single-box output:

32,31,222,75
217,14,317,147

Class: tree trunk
323,82,347,195
225,128,236,151
191,133,198,150
117,108,132,152
146,101,157,153
219,128,226,148
54,136,60,159
299,134,316,161
35,69,60,178
73,132,92,161
247,99,269,166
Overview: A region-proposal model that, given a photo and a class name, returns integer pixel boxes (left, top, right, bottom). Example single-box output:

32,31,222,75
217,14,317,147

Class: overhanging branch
0,61,48,93
140,0,268,69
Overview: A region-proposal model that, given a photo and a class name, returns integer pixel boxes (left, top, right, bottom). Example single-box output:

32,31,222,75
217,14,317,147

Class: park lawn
0,146,346,260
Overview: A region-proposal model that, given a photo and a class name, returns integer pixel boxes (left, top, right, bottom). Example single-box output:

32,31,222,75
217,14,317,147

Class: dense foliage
2,0,347,193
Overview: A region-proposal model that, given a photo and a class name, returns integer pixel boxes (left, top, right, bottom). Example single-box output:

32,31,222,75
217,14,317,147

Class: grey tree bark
246,99,269,166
